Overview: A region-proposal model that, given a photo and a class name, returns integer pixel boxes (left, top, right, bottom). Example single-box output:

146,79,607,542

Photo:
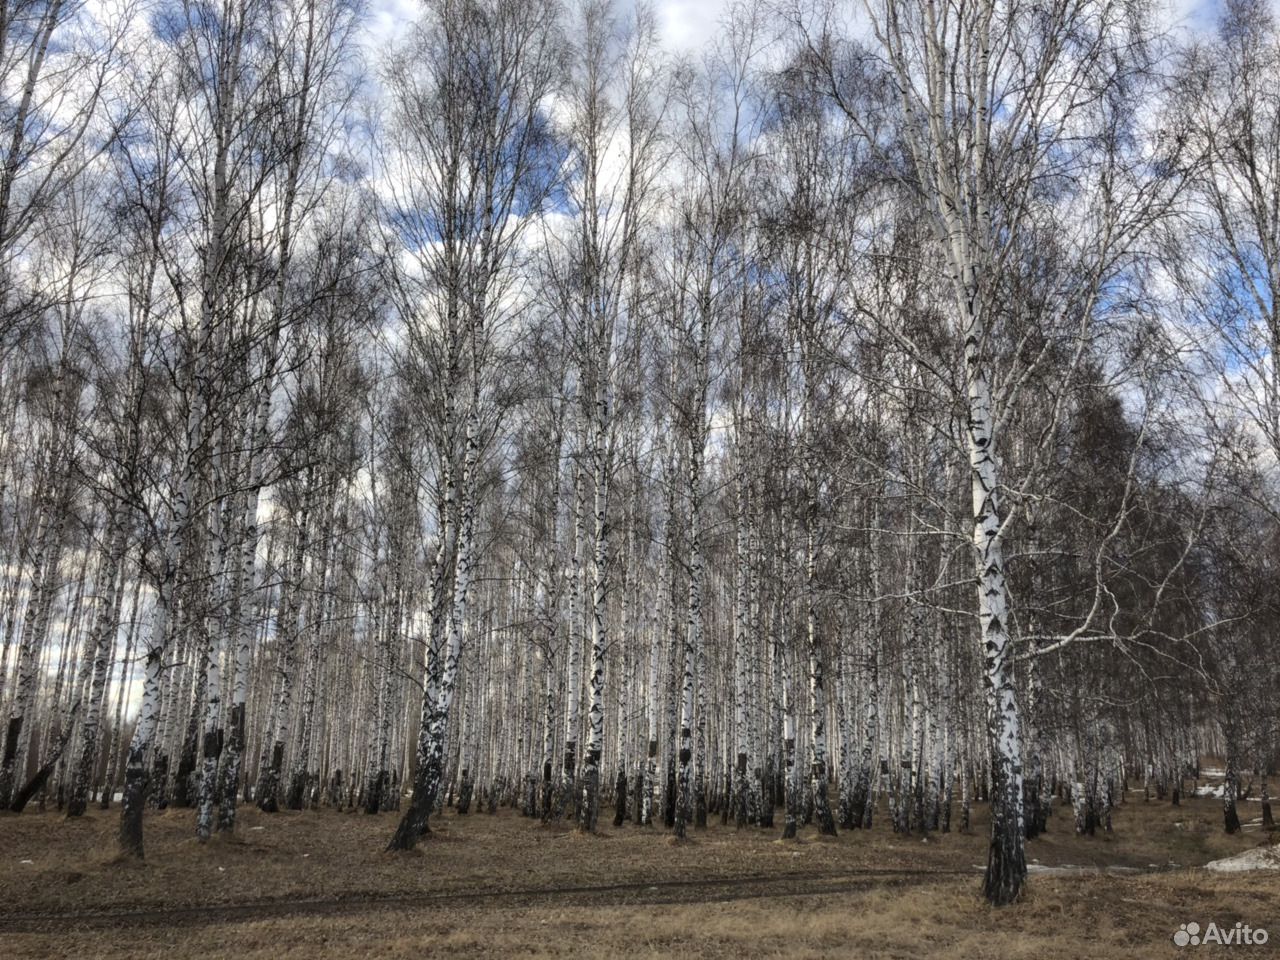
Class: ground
0,787,1276,959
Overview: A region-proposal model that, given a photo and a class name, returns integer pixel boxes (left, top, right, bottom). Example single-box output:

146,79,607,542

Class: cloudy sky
363,0,1236,56
365,0,732,53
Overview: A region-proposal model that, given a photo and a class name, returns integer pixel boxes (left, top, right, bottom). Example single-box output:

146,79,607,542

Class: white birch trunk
579,372,609,832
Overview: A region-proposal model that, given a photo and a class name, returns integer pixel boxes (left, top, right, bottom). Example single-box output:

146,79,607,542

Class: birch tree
383,0,561,851
803,0,1183,901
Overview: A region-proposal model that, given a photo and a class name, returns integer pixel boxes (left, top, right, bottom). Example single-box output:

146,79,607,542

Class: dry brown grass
0,789,1276,959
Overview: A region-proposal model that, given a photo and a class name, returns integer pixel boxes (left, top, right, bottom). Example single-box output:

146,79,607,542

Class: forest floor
0,787,1276,959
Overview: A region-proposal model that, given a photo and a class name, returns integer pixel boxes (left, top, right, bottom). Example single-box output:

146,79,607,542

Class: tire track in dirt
0,867,971,932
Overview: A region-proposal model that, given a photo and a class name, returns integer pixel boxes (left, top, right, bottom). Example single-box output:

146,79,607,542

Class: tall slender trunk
288,478,340,810
217,482,260,831
579,372,609,833
195,439,235,837
642,617,659,826
387,407,479,851
1223,738,1242,834
781,638,798,841
674,405,704,840
66,522,128,817
257,468,315,813
733,447,751,828
857,629,879,830
805,525,835,836
560,455,585,818
956,289,1026,904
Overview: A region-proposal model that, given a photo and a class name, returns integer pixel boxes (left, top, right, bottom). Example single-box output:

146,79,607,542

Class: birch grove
0,0,1276,912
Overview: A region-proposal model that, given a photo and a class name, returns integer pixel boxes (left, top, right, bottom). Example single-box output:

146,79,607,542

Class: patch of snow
1019,863,1144,877
1028,864,1088,876
18,859,32,864
1195,784,1225,798
977,865,1152,880
1205,846,1280,873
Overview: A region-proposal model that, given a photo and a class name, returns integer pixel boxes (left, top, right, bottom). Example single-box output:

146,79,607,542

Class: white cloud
655,0,733,53
363,0,421,55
